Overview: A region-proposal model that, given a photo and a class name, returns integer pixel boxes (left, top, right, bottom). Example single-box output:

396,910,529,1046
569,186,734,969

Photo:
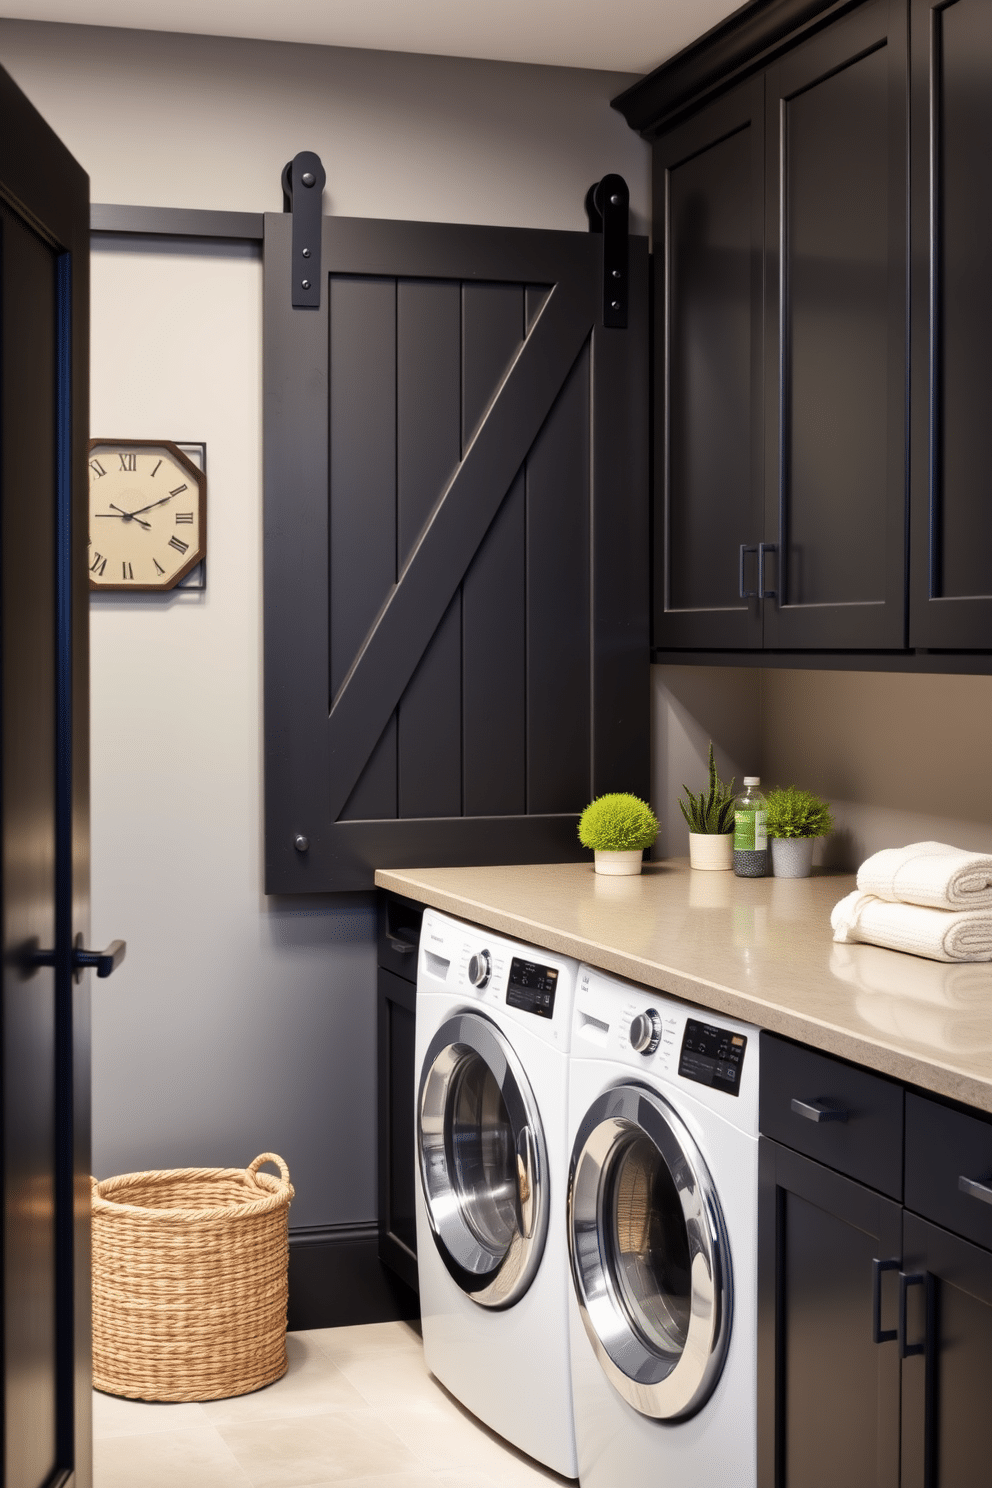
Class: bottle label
735,809,768,851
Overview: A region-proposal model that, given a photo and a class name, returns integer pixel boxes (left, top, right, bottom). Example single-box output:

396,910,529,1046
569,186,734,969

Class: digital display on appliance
678,1019,746,1097
506,957,558,1018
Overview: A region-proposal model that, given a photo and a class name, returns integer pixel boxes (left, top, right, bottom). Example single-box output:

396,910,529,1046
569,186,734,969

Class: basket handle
248,1152,291,1190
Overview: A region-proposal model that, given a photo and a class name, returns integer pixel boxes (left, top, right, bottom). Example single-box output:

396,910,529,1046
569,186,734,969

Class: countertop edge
375,866,992,1115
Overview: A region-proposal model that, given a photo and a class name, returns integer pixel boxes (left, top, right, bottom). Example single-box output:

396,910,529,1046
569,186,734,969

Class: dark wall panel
784,45,889,606
397,280,461,567
526,343,591,815
669,123,755,611
937,0,992,600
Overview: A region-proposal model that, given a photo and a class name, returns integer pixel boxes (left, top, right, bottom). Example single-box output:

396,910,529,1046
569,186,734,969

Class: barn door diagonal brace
585,173,629,329
281,151,326,308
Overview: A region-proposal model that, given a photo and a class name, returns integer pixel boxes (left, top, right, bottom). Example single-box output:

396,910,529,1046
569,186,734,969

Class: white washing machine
415,907,579,1478
567,963,760,1487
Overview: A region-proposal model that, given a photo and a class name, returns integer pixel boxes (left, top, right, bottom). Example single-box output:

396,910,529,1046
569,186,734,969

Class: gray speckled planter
771,836,816,878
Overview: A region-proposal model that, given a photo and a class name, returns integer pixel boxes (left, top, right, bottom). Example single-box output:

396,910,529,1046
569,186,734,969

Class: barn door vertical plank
462,283,527,816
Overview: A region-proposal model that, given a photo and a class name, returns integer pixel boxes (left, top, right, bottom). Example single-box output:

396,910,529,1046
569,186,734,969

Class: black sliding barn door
0,63,92,1488
264,214,648,892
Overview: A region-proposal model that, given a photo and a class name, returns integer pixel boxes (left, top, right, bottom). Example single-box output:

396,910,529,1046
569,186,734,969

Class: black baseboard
288,1223,420,1331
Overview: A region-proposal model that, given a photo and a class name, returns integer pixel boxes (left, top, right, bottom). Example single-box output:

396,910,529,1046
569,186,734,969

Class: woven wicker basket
91,1152,294,1402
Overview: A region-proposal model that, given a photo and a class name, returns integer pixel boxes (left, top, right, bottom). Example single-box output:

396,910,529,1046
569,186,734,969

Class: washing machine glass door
569,1083,731,1420
419,1011,549,1309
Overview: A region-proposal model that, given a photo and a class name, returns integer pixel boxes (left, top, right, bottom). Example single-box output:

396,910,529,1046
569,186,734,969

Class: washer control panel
678,1018,747,1098
506,957,559,1019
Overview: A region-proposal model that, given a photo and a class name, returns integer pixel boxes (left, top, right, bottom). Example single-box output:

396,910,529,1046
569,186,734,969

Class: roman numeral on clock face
122,561,133,580
168,536,189,555
89,552,107,576
153,559,165,574
118,453,137,472
89,459,106,479
175,512,194,524
170,484,188,498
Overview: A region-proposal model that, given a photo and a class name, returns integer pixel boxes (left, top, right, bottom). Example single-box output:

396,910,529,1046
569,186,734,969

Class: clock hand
98,504,152,530
125,493,180,518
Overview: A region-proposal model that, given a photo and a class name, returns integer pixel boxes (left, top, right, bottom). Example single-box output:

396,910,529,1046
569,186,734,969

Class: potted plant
679,743,736,870
578,793,659,876
764,786,834,878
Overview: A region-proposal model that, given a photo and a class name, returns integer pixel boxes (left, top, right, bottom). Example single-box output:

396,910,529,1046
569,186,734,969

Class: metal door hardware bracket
281,151,326,309
586,174,629,329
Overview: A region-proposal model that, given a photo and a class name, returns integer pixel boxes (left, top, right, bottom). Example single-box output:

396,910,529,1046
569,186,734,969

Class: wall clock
88,439,206,591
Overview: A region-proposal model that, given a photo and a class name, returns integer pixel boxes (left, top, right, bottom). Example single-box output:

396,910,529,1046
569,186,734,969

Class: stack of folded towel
831,841,992,962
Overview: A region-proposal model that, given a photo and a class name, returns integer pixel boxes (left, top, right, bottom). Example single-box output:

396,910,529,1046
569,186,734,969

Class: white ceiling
0,0,745,76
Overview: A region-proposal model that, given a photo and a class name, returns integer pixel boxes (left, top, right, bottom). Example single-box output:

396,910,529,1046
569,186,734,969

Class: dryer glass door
569,1084,732,1420
419,1011,548,1309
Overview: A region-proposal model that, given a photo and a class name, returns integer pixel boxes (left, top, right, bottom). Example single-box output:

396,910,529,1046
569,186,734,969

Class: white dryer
567,963,760,1487
415,907,579,1478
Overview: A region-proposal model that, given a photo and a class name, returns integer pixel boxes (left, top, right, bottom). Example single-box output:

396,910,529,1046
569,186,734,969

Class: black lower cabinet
759,1034,992,1488
376,892,422,1298
758,1138,902,1488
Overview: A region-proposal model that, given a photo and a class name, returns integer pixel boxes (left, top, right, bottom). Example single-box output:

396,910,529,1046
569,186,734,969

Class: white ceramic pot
688,832,733,871
771,836,816,878
593,849,643,876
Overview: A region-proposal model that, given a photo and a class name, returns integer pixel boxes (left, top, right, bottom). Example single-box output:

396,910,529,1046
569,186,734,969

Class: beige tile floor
93,1320,574,1488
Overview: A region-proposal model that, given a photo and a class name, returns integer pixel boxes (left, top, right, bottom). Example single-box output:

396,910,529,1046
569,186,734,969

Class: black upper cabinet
654,79,765,650
764,0,908,649
910,0,992,648
649,0,910,654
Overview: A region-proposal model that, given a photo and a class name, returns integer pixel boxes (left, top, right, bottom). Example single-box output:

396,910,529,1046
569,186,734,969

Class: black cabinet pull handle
958,1174,992,1206
385,933,416,955
739,544,758,599
759,541,778,599
872,1258,899,1344
73,937,126,981
898,1271,929,1359
790,1097,847,1124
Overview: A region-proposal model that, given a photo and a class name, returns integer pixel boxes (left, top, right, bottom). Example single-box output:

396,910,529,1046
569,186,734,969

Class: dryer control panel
506,957,559,1019
678,1018,747,1098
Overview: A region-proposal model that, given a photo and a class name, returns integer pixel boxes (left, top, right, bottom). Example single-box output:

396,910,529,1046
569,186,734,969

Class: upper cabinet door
911,0,992,648
653,79,765,650
763,0,908,650
263,214,649,892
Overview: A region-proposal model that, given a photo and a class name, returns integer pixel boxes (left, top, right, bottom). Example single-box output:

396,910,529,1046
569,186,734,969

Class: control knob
467,950,492,989
629,1008,662,1056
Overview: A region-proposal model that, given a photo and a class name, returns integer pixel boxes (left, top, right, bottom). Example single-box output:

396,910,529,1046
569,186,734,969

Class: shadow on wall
652,664,992,871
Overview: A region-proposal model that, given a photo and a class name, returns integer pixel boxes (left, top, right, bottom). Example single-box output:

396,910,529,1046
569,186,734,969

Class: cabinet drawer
905,1093,992,1251
759,1033,903,1197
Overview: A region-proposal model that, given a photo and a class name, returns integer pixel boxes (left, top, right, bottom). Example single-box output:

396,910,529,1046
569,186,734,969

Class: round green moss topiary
764,785,833,839
578,793,659,853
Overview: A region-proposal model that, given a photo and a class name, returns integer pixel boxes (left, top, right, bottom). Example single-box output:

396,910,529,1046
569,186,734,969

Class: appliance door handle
871,1257,900,1344
516,1125,536,1239
73,937,127,981
958,1174,992,1206
790,1097,848,1124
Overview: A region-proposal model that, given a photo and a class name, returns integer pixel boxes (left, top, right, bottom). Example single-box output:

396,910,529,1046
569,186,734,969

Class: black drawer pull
958,1174,992,1206
790,1097,847,1124
871,1258,899,1344
899,1271,928,1360
386,933,416,955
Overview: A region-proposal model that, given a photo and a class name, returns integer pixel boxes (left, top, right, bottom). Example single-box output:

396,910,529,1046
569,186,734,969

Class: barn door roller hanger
585,173,629,329
282,150,326,308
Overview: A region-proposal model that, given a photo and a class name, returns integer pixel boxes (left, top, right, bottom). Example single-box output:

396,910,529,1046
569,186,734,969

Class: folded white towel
857,841,992,910
831,890,992,963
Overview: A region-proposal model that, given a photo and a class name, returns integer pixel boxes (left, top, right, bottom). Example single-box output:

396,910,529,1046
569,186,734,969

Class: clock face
88,440,206,591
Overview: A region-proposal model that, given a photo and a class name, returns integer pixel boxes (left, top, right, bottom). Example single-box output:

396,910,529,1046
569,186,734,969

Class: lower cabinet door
901,1211,992,1488
758,1138,902,1488
376,967,418,1292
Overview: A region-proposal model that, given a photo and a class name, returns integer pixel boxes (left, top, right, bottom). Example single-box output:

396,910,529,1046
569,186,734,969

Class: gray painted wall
0,19,649,1230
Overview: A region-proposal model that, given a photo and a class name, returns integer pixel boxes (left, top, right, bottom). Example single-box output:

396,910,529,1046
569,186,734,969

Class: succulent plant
678,743,736,835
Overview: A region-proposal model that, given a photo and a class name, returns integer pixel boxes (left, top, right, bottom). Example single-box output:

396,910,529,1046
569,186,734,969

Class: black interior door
263,211,649,892
0,64,91,1488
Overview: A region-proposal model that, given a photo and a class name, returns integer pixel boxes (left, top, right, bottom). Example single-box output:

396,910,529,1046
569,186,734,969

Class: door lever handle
72,935,126,982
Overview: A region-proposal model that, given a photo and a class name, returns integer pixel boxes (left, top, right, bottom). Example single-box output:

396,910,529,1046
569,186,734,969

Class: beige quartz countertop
375,860,992,1114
